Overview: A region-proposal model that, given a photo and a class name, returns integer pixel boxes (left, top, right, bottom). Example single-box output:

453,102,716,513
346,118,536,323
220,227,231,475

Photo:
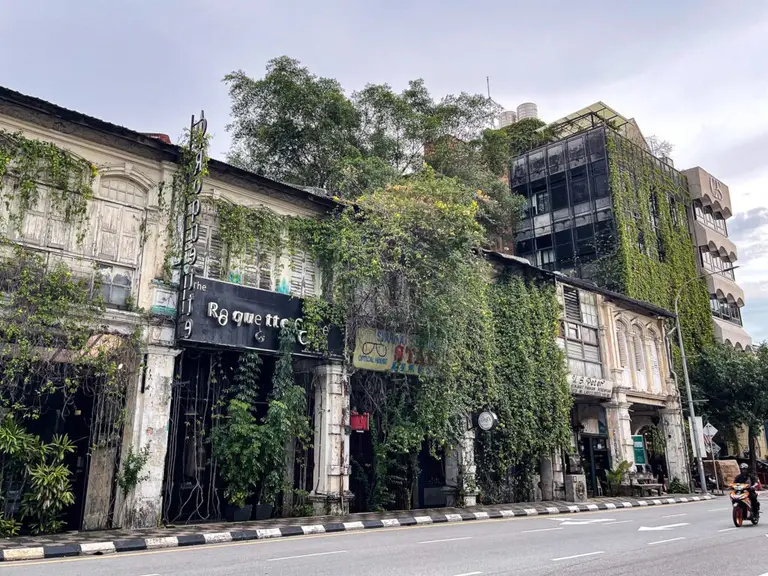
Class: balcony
706,273,745,306
713,317,752,351
693,220,738,262
682,167,732,218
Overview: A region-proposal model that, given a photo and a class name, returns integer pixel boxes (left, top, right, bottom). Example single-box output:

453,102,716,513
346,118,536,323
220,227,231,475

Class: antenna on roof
486,76,491,99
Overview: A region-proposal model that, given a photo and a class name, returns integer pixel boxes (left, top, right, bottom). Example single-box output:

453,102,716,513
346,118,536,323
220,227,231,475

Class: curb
0,495,714,562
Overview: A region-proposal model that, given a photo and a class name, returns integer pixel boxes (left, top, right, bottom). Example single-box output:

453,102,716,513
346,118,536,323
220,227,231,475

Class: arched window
616,321,629,368
648,330,663,394
632,326,647,390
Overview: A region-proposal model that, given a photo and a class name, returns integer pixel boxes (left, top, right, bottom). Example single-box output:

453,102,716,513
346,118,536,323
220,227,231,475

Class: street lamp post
673,266,738,495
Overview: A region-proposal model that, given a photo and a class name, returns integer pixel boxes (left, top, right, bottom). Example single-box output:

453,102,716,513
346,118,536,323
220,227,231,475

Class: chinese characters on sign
568,373,612,398
353,327,435,377
177,111,208,340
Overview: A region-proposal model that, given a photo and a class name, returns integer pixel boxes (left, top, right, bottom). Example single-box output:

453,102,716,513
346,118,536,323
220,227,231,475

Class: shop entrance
579,434,610,497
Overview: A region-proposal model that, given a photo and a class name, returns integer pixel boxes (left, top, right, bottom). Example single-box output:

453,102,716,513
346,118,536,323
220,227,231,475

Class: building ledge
706,273,745,306
713,317,752,350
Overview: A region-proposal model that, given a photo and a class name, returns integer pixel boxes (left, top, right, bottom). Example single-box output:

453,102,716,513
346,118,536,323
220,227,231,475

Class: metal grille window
563,287,602,378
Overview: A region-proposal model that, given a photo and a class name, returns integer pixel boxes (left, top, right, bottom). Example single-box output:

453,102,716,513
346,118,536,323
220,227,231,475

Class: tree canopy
224,56,555,249
691,342,768,470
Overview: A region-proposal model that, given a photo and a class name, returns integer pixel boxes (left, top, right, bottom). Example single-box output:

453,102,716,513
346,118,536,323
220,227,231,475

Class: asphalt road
2,500,766,576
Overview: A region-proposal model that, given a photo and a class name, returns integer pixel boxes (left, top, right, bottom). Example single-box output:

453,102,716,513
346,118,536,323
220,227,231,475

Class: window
616,322,629,368
98,265,132,309
567,136,586,168
512,157,528,185
550,176,569,212
670,198,679,227
587,130,605,162
193,224,224,280
548,143,565,174
535,192,550,215
710,296,743,326
555,229,574,264
632,327,645,371
570,178,589,206
575,225,595,257
535,234,553,250
529,150,546,181
516,238,533,256
562,287,602,379
289,249,318,297
649,193,659,230
537,249,555,269
648,332,663,394
229,241,273,290
637,230,646,254
593,173,609,199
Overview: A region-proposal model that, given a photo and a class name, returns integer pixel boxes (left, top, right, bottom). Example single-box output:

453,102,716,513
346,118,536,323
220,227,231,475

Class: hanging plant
0,130,96,242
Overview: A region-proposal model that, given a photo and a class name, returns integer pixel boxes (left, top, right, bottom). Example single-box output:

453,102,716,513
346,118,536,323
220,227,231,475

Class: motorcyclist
734,463,760,515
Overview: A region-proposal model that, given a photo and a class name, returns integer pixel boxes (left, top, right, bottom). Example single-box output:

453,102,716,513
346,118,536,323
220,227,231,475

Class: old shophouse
0,86,348,529
487,253,689,499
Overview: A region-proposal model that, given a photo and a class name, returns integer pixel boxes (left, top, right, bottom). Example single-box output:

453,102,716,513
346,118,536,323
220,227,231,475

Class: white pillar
117,346,178,528
661,405,689,485
603,381,634,467
458,422,478,507
310,363,352,515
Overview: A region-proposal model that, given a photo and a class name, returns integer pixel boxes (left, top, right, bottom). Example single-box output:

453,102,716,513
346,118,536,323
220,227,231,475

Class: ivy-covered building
511,102,716,354
488,252,689,499
0,85,346,531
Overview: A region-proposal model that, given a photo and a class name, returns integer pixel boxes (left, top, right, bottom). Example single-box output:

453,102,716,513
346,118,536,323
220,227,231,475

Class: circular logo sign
477,411,498,431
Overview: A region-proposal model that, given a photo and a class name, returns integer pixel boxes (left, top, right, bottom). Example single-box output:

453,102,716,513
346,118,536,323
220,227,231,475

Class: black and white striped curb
0,495,714,562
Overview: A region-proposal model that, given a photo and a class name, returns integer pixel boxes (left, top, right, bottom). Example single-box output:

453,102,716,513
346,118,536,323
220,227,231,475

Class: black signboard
178,277,343,357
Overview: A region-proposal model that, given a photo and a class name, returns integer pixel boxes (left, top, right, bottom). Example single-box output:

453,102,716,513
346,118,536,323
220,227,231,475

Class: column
603,380,634,467
661,405,690,485
458,422,478,507
116,346,179,528
310,363,353,515
539,457,554,501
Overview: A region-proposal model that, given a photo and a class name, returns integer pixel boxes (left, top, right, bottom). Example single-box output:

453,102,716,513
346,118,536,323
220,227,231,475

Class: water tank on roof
498,110,517,128
517,102,538,120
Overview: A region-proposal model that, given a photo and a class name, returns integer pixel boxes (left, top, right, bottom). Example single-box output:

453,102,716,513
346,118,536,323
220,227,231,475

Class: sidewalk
0,493,714,562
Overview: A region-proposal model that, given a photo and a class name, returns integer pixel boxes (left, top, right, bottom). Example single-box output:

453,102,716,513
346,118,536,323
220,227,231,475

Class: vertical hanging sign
177,111,207,340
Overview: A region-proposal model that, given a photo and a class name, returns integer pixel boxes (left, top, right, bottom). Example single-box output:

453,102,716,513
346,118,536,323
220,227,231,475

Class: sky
2,0,767,341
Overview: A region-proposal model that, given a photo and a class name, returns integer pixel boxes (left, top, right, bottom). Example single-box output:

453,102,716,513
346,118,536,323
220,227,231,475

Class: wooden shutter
617,326,629,368
563,287,581,321
290,249,317,297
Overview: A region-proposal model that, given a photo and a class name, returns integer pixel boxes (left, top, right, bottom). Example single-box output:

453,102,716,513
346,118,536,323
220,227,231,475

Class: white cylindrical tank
517,102,538,120
498,110,517,128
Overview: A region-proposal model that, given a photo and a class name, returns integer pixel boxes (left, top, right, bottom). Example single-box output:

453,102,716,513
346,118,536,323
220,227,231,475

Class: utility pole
674,266,738,495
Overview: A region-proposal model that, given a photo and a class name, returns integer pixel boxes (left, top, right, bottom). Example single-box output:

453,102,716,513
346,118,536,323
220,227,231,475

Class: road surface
2,499,765,575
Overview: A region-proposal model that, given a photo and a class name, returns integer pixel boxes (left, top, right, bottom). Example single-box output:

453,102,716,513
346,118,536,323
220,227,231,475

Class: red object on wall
350,411,370,432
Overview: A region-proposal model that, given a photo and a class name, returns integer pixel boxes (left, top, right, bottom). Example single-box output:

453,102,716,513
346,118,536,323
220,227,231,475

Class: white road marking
648,537,685,545
451,572,483,576
267,550,348,562
604,520,633,526
552,551,605,562
638,523,689,531
718,528,738,533
418,536,473,544
709,507,729,512
661,513,687,518
522,527,565,534
559,518,615,526
138,574,161,576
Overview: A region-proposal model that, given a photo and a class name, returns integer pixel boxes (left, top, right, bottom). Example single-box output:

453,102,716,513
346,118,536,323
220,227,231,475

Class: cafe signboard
568,373,612,399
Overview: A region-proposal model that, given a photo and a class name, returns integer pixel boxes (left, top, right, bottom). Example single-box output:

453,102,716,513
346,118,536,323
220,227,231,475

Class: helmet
740,463,749,470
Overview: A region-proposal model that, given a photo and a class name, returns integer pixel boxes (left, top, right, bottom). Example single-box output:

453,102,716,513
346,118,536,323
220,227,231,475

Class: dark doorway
579,435,610,497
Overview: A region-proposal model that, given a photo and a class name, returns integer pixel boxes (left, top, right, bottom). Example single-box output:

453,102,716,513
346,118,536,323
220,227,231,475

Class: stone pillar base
564,474,588,502
309,491,354,516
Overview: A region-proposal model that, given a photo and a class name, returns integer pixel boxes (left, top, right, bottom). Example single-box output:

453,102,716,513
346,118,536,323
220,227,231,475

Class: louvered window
229,241,273,291
649,335,662,393
289,249,317,297
563,286,602,379
616,323,629,368
193,225,223,280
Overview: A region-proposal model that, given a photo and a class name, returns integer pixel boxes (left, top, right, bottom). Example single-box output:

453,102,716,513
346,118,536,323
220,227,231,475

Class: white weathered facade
0,86,349,527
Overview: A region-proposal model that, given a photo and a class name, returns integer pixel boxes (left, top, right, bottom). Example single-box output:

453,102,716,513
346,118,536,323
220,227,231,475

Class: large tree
691,342,768,472
225,57,360,188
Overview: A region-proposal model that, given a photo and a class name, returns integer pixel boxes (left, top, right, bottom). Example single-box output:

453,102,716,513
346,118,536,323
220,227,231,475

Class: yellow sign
352,327,434,377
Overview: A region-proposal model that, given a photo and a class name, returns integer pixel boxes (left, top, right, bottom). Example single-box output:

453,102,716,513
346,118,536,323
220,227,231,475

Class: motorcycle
730,483,760,527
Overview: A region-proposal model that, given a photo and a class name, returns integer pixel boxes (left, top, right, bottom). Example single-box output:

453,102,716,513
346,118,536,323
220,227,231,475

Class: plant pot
254,504,273,520
225,504,253,523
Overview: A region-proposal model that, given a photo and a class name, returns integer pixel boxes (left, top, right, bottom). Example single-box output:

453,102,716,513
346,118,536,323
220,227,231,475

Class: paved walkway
0,493,714,561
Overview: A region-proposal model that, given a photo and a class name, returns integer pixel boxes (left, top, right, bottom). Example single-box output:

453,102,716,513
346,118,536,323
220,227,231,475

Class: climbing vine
160,128,211,281
0,245,141,535
0,130,97,242
600,130,713,354
476,273,572,503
